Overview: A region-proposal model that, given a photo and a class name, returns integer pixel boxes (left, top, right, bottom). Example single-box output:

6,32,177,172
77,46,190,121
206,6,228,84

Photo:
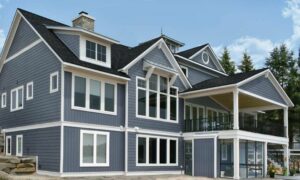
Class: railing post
233,89,239,130
284,107,289,138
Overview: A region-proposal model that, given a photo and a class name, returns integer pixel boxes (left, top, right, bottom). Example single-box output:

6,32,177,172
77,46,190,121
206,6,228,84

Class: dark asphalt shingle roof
177,43,208,58
18,8,130,78
182,68,268,93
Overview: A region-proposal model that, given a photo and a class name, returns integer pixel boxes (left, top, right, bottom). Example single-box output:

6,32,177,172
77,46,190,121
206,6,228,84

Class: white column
233,89,239,130
284,144,290,175
264,142,268,177
233,138,240,179
284,107,289,138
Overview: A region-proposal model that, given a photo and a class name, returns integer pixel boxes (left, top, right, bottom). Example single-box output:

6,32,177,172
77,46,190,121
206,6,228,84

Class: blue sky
0,0,299,68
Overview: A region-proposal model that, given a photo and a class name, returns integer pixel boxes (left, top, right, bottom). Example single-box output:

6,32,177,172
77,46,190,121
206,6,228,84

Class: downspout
125,81,128,175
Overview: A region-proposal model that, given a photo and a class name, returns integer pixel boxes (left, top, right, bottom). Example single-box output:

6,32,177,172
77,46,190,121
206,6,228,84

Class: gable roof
177,43,208,58
5,8,129,79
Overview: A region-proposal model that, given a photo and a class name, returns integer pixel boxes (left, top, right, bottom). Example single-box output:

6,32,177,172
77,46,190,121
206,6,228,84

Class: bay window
72,75,116,114
80,130,109,166
137,135,178,166
136,74,178,122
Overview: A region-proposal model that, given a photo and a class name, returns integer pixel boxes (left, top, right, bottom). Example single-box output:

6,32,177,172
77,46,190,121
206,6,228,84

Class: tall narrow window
149,138,157,164
138,137,147,164
6,136,11,156
74,76,86,108
170,87,177,121
104,83,115,112
10,86,23,112
137,78,146,116
26,82,33,100
86,40,96,59
170,140,177,164
80,130,109,166
221,144,228,161
97,44,106,62
160,77,167,119
149,75,158,118
50,72,59,93
16,135,23,156
90,80,101,110
160,139,167,164
1,92,6,108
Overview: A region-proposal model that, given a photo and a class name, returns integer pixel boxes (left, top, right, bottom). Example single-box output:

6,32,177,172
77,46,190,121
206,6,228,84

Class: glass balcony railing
184,115,285,137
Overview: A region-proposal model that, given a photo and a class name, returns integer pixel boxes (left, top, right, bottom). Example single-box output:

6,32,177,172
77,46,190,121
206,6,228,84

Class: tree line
219,45,300,147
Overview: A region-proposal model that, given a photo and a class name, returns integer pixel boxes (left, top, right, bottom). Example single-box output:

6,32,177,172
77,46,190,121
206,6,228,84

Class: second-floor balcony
184,115,286,137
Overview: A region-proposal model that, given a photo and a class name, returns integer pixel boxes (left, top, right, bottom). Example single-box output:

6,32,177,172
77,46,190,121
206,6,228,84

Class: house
0,9,294,179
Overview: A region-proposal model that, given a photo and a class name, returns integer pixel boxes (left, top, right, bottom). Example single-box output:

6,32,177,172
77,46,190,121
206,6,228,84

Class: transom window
137,135,178,166
10,85,24,112
137,74,178,122
72,75,116,114
80,130,109,167
1,92,7,108
86,40,107,62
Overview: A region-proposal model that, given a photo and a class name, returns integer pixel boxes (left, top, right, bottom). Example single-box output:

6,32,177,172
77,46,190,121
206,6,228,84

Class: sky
0,0,299,68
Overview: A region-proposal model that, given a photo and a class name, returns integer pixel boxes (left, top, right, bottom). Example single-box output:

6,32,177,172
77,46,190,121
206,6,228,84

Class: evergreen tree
220,47,236,75
238,51,254,72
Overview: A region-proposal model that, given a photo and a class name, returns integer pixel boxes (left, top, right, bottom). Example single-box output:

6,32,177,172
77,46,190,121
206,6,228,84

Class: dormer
161,35,184,53
47,11,119,69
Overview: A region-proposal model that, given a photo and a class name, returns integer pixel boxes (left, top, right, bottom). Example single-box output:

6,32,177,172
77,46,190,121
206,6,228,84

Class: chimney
72,11,95,31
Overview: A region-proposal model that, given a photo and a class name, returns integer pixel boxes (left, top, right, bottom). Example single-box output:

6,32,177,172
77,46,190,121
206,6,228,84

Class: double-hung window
72,75,116,114
136,74,178,122
1,92,7,108
50,72,59,93
10,86,24,112
16,135,23,156
86,40,107,62
137,135,178,166
26,82,33,100
80,130,109,167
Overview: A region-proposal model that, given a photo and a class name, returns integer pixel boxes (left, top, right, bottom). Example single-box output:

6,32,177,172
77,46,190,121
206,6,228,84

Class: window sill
10,107,24,112
80,163,109,167
72,106,117,116
136,163,178,167
136,115,178,124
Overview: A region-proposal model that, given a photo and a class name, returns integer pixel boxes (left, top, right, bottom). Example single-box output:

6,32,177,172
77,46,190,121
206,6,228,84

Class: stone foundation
0,156,36,175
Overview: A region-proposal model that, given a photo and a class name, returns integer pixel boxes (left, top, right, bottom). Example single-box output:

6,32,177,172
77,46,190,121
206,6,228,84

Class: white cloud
0,3,3,9
213,0,300,69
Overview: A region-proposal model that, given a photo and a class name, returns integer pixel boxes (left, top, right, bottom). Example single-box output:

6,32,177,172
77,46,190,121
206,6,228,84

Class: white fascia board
0,11,21,72
188,44,209,59
46,26,119,44
175,54,228,76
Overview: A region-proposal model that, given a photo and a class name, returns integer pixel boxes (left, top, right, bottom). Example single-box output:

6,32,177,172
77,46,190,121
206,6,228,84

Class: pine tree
220,47,236,75
238,51,254,72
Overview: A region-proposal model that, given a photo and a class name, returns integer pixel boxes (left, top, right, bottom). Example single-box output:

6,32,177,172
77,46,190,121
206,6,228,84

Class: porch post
233,89,239,130
284,107,289,138
284,144,290,175
264,142,268,177
233,138,240,179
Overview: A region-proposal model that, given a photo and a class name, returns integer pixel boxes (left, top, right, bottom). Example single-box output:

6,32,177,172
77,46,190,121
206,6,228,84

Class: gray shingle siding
192,50,218,70
0,42,61,129
64,72,125,126
144,47,174,70
240,76,286,105
193,138,214,177
6,127,61,172
63,126,124,172
128,132,184,172
55,33,80,57
127,49,186,132
7,19,39,58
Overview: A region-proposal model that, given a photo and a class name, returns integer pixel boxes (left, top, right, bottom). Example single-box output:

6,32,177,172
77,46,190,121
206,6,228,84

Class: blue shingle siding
192,50,218,70
55,33,80,57
0,42,61,129
185,66,217,85
194,138,214,177
240,76,286,105
64,72,125,126
127,51,185,132
63,126,124,172
7,19,39,58
127,132,184,172
144,47,174,70
6,127,61,172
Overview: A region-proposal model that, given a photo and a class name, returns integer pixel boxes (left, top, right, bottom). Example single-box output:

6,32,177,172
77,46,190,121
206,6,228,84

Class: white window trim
5,136,11,156
202,51,210,65
26,81,34,100
50,71,59,93
16,134,23,157
10,85,24,112
184,102,205,120
1,92,7,108
136,134,178,167
221,144,228,161
79,36,111,68
180,65,188,77
135,76,179,123
79,130,110,167
71,73,118,115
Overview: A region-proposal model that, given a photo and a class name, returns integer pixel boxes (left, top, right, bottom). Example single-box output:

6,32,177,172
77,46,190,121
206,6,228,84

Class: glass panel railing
184,116,233,132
